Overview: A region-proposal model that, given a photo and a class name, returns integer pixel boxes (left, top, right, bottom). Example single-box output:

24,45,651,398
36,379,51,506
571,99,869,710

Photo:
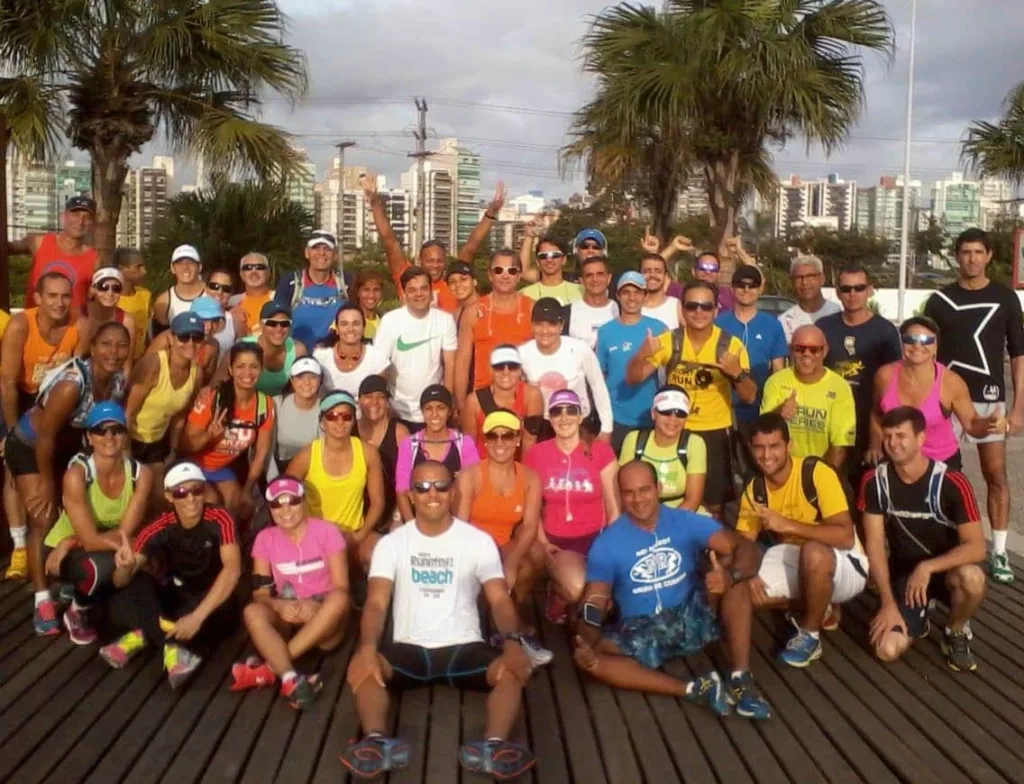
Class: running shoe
521,635,554,668
340,735,411,779
459,739,537,780
685,671,730,717
280,673,323,709
64,603,98,645
165,644,203,688
727,672,772,720
34,598,61,636
230,660,276,692
778,627,822,668
545,583,568,626
941,627,978,672
821,604,841,632
990,552,1014,584
99,630,147,668
4,547,27,579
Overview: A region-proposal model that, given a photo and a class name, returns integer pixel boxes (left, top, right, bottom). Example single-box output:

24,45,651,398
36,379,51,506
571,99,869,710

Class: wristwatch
729,568,748,584
502,632,526,645
729,369,750,384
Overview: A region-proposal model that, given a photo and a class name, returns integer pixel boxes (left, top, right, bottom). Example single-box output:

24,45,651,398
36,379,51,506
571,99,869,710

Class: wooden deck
5,554,1024,784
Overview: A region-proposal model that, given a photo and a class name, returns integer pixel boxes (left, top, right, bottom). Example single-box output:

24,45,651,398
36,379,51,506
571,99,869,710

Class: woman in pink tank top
870,317,1005,470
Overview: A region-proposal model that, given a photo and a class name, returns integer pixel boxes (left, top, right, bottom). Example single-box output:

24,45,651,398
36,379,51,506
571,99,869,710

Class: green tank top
242,336,296,396
45,455,138,548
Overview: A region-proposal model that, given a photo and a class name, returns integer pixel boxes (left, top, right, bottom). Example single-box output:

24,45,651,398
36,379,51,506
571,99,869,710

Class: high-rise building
7,152,57,240
978,178,1012,230
855,176,922,239
116,157,172,249
508,191,546,217
402,160,456,251
775,174,857,236
676,172,708,218
930,172,981,238
285,148,316,218
55,160,92,223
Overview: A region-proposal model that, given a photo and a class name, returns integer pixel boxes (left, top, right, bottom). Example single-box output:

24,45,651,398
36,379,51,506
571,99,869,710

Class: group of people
1,189,1022,780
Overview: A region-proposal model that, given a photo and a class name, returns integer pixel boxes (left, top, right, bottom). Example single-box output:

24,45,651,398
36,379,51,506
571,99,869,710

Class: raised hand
488,181,507,215
638,328,661,360
359,170,378,200
716,349,742,380
208,407,229,441
671,235,694,253
778,389,799,421
640,225,660,254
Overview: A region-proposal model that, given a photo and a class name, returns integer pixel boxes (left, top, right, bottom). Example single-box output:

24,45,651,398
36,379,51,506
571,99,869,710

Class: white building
508,191,546,217
7,152,57,240
775,174,856,236
116,157,172,249
676,172,708,218
978,178,1013,230
855,176,922,239
285,148,316,217
402,160,456,251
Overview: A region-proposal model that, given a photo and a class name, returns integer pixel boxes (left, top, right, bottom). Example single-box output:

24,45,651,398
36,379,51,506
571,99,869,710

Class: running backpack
212,390,271,430
71,453,142,487
750,456,823,522
633,429,692,502
873,461,953,533
665,328,732,382
288,269,347,310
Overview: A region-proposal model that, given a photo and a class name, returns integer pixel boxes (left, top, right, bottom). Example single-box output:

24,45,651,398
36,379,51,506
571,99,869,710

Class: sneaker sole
35,626,61,637
735,706,772,720
63,612,98,646
779,646,823,668
100,651,128,669
992,574,1014,584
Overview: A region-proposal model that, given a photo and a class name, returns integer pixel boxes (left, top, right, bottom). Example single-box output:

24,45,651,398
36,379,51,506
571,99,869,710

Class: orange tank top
19,308,79,394
240,291,272,336
472,294,535,390
27,234,98,310
469,461,526,547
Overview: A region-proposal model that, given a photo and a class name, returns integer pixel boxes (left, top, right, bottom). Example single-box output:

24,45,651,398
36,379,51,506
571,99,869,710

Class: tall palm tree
962,83,1024,183
0,0,307,258
563,0,893,254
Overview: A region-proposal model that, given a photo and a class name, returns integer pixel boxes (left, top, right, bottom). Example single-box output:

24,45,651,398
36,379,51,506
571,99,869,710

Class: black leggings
58,549,117,606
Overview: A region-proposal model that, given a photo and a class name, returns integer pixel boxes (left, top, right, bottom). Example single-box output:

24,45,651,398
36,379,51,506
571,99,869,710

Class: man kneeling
342,461,537,780
572,461,772,720
861,406,986,672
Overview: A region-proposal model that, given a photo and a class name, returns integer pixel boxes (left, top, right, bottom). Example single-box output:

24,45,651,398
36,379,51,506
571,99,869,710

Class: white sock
993,530,1008,555
730,670,747,680
282,669,298,683
71,599,85,613
34,590,50,607
10,526,27,548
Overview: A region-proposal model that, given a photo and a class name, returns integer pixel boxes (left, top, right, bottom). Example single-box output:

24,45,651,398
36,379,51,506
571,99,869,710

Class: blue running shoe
34,598,61,636
727,672,772,720
685,671,730,716
340,735,410,780
778,626,822,668
459,739,537,781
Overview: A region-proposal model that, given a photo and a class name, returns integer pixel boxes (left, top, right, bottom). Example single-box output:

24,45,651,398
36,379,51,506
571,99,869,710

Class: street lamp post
897,0,918,321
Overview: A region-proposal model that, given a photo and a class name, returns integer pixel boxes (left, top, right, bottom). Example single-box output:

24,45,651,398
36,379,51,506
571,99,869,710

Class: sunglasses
90,424,126,437
176,333,205,344
240,264,269,273
791,344,825,355
902,333,936,346
206,282,232,293
171,485,205,500
695,263,720,273
491,266,520,276
484,430,518,443
655,409,688,419
323,409,355,422
579,242,601,250
95,283,123,294
734,281,759,290
269,495,302,509
683,301,716,312
492,362,520,372
550,404,581,418
839,284,869,294
537,252,564,261
263,319,292,329
411,479,453,494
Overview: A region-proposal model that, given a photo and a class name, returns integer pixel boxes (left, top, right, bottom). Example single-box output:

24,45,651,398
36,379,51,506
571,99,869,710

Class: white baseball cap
289,356,323,378
652,387,691,415
171,244,201,264
164,461,206,490
490,345,522,367
91,267,124,287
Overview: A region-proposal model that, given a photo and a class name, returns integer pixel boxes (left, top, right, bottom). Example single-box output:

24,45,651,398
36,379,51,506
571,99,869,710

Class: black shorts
893,567,952,638
697,427,734,507
381,641,500,692
131,434,172,465
5,429,84,478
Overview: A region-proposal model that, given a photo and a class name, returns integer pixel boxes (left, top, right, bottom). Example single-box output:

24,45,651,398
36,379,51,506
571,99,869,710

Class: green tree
962,83,1024,184
0,0,307,259
562,0,894,256
789,227,892,282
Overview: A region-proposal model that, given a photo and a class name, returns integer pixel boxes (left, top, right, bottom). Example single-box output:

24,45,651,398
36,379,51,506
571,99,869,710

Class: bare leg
351,655,393,736
874,631,913,662
15,473,55,592
718,575,753,672
549,551,587,605
288,592,349,659
578,639,688,696
3,467,25,538
798,542,835,633
977,441,1009,534
946,564,986,630
484,662,525,739
243,601,294,675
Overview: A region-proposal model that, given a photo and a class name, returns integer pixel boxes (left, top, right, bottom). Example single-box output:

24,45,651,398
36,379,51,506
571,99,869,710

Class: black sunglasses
95,282,123,294
491,266,520,276
411,479,453,494
655,409,688,419
206,282,232,293
579,242,601,250
240,264,269,272
839,284,869,294
550,404,581,418
484,430,518,443
176,332,205,344
171,485,205,500
90,424,126,437
492,362,520,372
684,301,716,312
263,319,292,329
269,495,302,509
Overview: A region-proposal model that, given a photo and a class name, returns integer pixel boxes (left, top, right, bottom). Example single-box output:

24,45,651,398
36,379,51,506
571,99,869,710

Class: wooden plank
646,693,718,784
309,646,362,784
198,682,276,784
522,665,571,784
0,643,90,744
0,628,47,680
388,687,430,784
612,689,681,782
423,687,460,784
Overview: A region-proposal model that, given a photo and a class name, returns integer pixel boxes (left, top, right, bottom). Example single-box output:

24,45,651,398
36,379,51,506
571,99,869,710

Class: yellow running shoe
99,629,147,668
4,548,27,580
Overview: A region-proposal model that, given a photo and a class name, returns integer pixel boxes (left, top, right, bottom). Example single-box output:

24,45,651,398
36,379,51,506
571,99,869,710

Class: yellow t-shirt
760,367,856,459
648,327,750,431
520,280,583,305
619,429,707,509
363,313,380,341
117,287,152,359
736,457,859,551
0,310,10,343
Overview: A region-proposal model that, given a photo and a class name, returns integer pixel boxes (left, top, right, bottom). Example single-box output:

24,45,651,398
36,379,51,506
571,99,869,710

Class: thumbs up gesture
779,389,799,421
705,550,731,596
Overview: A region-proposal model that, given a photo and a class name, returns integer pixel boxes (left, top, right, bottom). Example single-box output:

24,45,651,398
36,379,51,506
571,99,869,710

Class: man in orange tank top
454,249,535,410
230,252,273,337
10,196,98,310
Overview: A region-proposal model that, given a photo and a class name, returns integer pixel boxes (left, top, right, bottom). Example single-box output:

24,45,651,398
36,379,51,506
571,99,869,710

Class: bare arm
505,467,541,567
442,349,456,395
7,234,37,256
357,577,394,654
573,580,613,647
455,468,476,522
457,182,504,262
867,365,892,459
681,471,706,512
825,446,849,471
519,220,540,284
359,444,386,539
600,460,620,524
482,577,523,637
1012,355,1024,429
152,291,170,328
74,316,93,357
143,330,171,357
122,313,137,373
863,511,896,604
0,315,28,429
284,444,313,481
460,394,481,447
362,174,408,280
946,370,995,439
245,415,274,492
454,308,477,408
768,509,856,550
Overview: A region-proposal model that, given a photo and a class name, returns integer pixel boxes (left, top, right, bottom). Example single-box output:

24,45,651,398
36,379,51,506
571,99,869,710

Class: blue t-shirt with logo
275,271,347,348
716,310,788,423
596,316,667,428
586,506,722,619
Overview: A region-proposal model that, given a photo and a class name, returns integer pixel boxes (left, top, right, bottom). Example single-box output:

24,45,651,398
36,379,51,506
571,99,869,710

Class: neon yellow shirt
520,280,583,305
0,310,10,343
619,429,707,509
117,287,152,359
761,367,856,459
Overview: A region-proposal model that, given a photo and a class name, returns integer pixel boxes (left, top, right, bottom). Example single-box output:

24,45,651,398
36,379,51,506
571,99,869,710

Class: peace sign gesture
208,407,229,441
115,531,134,570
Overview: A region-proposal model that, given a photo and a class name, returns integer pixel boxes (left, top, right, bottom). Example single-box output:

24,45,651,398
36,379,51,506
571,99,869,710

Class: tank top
133,351,198,443
167,285,202,322
471,295,535,390
240,291,272,337
474,383,528,449
469,461,526,547
243,336,296,395
19,308,79,395
80,304,126,323
375,419,400,519
44,454,137,548
211,316,236,359
16,358,128,444
305,438,367,532
27,234,99,309
117,287,152,359
411,430,465,478
880,362,959,461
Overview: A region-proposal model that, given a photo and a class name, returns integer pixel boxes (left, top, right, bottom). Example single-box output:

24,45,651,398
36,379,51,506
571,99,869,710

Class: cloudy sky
175,0,1024,199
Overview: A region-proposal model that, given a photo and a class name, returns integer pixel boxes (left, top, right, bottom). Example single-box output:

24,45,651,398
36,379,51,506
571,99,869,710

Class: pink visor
265,476,305,502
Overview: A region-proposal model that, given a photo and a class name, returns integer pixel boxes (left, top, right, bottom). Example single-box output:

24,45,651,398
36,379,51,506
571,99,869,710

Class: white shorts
759,544,868,604
955,401,1006,444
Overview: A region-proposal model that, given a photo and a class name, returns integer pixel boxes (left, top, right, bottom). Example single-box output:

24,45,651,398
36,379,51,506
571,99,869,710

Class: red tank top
26,234,99,310
471,294,534,389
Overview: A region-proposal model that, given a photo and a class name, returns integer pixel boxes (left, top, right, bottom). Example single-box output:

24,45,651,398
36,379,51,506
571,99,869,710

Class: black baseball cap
359,374,390,398
65,195,96,214
531,297,564,324
732,265,763,287
445,261,474,280
420,384,453,409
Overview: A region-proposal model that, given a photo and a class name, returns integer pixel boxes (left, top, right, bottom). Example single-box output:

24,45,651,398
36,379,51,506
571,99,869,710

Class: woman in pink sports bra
870,316,1004,470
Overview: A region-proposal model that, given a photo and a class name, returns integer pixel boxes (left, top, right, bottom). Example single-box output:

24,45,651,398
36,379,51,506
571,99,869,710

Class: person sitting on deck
341,460,537,781
571,461,772,720
860,406,987,672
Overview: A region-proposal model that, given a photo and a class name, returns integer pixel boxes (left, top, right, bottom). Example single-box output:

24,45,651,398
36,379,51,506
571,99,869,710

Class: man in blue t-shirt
573,461,771,720
715,265,787,425
274,231,348,348
597,271,667,454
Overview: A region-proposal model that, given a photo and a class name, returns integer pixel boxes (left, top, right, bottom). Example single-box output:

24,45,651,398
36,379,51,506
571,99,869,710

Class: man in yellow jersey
231,252,273,337
761,325,856,472
627,280,755,517
115,248,152,359
736,413,866,668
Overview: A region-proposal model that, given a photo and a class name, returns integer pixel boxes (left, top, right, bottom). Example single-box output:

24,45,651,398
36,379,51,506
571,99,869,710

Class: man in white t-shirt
640,252,681,331
778,255,841,344
374,266,458,431
342,461,536,781
567,254,619,350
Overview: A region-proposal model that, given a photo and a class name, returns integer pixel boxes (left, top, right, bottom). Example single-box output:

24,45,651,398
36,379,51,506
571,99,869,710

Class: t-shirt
737,457,857,550
568,299,619,351
134,505,237,594
373,306,458,423
778,299,842,344
523,438,615,539
586,507,722,620
369,518,505,648
597,317,667,428
314,344,390,398
274,270,346,349
647,327,750,431
618,430,707,508
270,394,321,478
118,287,152,359
186,388,275,472
0,309,10,343
251,517,346,600
818,313,902,450
520,280,583,305
760,368,856,459
642,297,680,331
859,461,979,573
518,336,614,433
715,310,788,424
923,282,1024,402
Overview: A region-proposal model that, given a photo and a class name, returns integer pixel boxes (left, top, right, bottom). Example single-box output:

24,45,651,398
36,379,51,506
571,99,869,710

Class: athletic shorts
956,401,1006,444
605,594,720,670
203,465,237,484
380,641,501,692
4,429,84,479
695,427,734,506
131,434,172,464
547,531,599,557
759,543,868,604
892,566,954,638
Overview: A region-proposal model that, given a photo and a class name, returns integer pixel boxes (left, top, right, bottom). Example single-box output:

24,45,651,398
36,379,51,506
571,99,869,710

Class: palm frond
962,81,1024,184
0,75,65,157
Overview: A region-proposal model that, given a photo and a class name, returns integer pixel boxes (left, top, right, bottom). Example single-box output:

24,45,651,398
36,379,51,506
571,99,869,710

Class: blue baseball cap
574,228,607,251
617,271,647,291
320,390,356,414
85,401,126,429
260,300,292,321
170,311,204,337
191,295,223,320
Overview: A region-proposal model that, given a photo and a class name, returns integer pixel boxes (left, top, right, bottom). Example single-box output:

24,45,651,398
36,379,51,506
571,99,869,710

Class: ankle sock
10,526,27,548
34,590,50,607
730,670,747,680
282,670,298,683
993,530,1008,555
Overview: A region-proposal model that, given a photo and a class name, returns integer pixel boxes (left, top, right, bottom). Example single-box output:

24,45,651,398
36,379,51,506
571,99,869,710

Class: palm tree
563,0,893,254
962,83,1024,183
0,0,307,258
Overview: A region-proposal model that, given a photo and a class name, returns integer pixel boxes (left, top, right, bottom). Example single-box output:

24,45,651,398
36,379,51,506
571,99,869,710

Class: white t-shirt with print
778,299,842,344
369,518,505,648
314,344,390,398
642,296,680,331
518,335,614,433
373,306,458,422
568,299,619,351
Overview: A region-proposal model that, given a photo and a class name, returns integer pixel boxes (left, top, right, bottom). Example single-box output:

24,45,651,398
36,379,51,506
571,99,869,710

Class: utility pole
334,140,355,290
0,111,8,311
408,98,432,253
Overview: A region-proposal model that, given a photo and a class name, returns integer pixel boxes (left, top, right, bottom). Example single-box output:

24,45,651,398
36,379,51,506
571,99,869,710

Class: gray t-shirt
779,299,842,344
269,394,321,479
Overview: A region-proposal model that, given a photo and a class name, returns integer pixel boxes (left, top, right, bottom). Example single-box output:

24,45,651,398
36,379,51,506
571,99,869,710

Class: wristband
485,212,498,221
729,568,748,584
502,632,525,645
